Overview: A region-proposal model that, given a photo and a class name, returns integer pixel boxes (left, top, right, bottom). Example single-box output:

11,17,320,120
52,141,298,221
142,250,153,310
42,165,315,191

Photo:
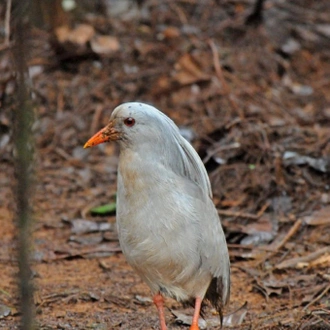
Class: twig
208,39,244,119
203,142,240,164
228,244,278,253
218,201,270,220
272,219,302,252
276,246,330,270
311,309,330,327
255,219,302,267
0,287,12,298
303,285,330,311
54,147,73,160
5,0,12,45
219,209,258,219
257,201,271,218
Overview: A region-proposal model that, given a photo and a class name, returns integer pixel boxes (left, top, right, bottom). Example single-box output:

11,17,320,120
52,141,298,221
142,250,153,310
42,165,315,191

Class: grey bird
84,102,230,330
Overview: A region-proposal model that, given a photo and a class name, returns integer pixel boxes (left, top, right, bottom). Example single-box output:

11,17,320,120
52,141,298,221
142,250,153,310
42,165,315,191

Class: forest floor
1,0,330,329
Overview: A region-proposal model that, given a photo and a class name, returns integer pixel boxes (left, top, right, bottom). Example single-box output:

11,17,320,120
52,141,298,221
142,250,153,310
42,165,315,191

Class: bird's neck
118,148,171,190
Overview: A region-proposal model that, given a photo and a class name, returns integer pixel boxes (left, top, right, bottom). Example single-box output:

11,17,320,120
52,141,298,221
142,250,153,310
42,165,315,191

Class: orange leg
190,297,202,330
153,293,167,330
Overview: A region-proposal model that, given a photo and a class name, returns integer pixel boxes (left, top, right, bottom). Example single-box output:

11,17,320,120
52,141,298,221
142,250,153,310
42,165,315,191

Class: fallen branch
303,284,330,311
271,219,302,253
255,219,302,267
218,201,270,220
276,246,330,270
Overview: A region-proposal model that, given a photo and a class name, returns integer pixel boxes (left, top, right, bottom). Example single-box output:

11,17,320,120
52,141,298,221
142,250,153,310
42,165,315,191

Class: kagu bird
84,102,230,330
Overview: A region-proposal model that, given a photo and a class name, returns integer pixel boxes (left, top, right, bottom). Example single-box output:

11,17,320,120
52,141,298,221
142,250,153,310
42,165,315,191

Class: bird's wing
164,116,229,301
157,111,212,198
178,136,213,198
173,174,230,306
200,199,231,307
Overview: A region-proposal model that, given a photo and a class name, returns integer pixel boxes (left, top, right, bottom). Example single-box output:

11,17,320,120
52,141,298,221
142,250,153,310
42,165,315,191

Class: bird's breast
117,151,153,197
115,152,217,300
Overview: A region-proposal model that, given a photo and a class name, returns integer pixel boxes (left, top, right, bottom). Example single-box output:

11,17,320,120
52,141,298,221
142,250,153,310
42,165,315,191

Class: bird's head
84,102,177,150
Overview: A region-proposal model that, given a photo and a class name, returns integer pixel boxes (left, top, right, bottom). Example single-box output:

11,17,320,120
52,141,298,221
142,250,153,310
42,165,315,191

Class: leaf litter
1,0,330,329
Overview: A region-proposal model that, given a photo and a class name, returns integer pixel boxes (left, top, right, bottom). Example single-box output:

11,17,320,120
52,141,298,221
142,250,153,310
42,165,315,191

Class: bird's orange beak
84,121,120,148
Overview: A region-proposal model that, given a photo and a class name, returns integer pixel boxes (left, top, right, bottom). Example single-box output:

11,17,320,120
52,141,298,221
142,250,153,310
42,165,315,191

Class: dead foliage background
0,0,330,329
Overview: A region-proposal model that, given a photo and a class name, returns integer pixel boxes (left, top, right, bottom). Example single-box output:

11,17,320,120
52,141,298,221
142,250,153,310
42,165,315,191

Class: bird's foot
189,324,199,330
189,297,202,330
153,293,167,330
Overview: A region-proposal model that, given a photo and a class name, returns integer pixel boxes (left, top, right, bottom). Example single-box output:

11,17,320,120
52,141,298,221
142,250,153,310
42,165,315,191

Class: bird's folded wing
171,133,212,198
199,200,231,305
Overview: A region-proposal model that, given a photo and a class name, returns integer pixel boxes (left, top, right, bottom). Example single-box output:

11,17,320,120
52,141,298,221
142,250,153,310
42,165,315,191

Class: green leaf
90,202,116,215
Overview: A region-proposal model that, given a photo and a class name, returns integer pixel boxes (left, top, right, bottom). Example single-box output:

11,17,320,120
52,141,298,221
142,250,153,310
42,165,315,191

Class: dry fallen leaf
171,310,207,329
303,206,330,226
55,24,95,46
0,304,11,319
174,53,210,85
70,218,113,235
161,26,181,39
90,35,120,55
223,302,248,327
308,254,330,268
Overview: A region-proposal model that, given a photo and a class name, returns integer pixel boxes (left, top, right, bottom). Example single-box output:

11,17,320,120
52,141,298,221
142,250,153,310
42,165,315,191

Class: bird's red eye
123,117,135,127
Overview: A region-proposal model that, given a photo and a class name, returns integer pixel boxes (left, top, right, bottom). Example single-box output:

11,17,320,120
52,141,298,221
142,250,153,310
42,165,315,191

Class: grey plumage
85,102,230,328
